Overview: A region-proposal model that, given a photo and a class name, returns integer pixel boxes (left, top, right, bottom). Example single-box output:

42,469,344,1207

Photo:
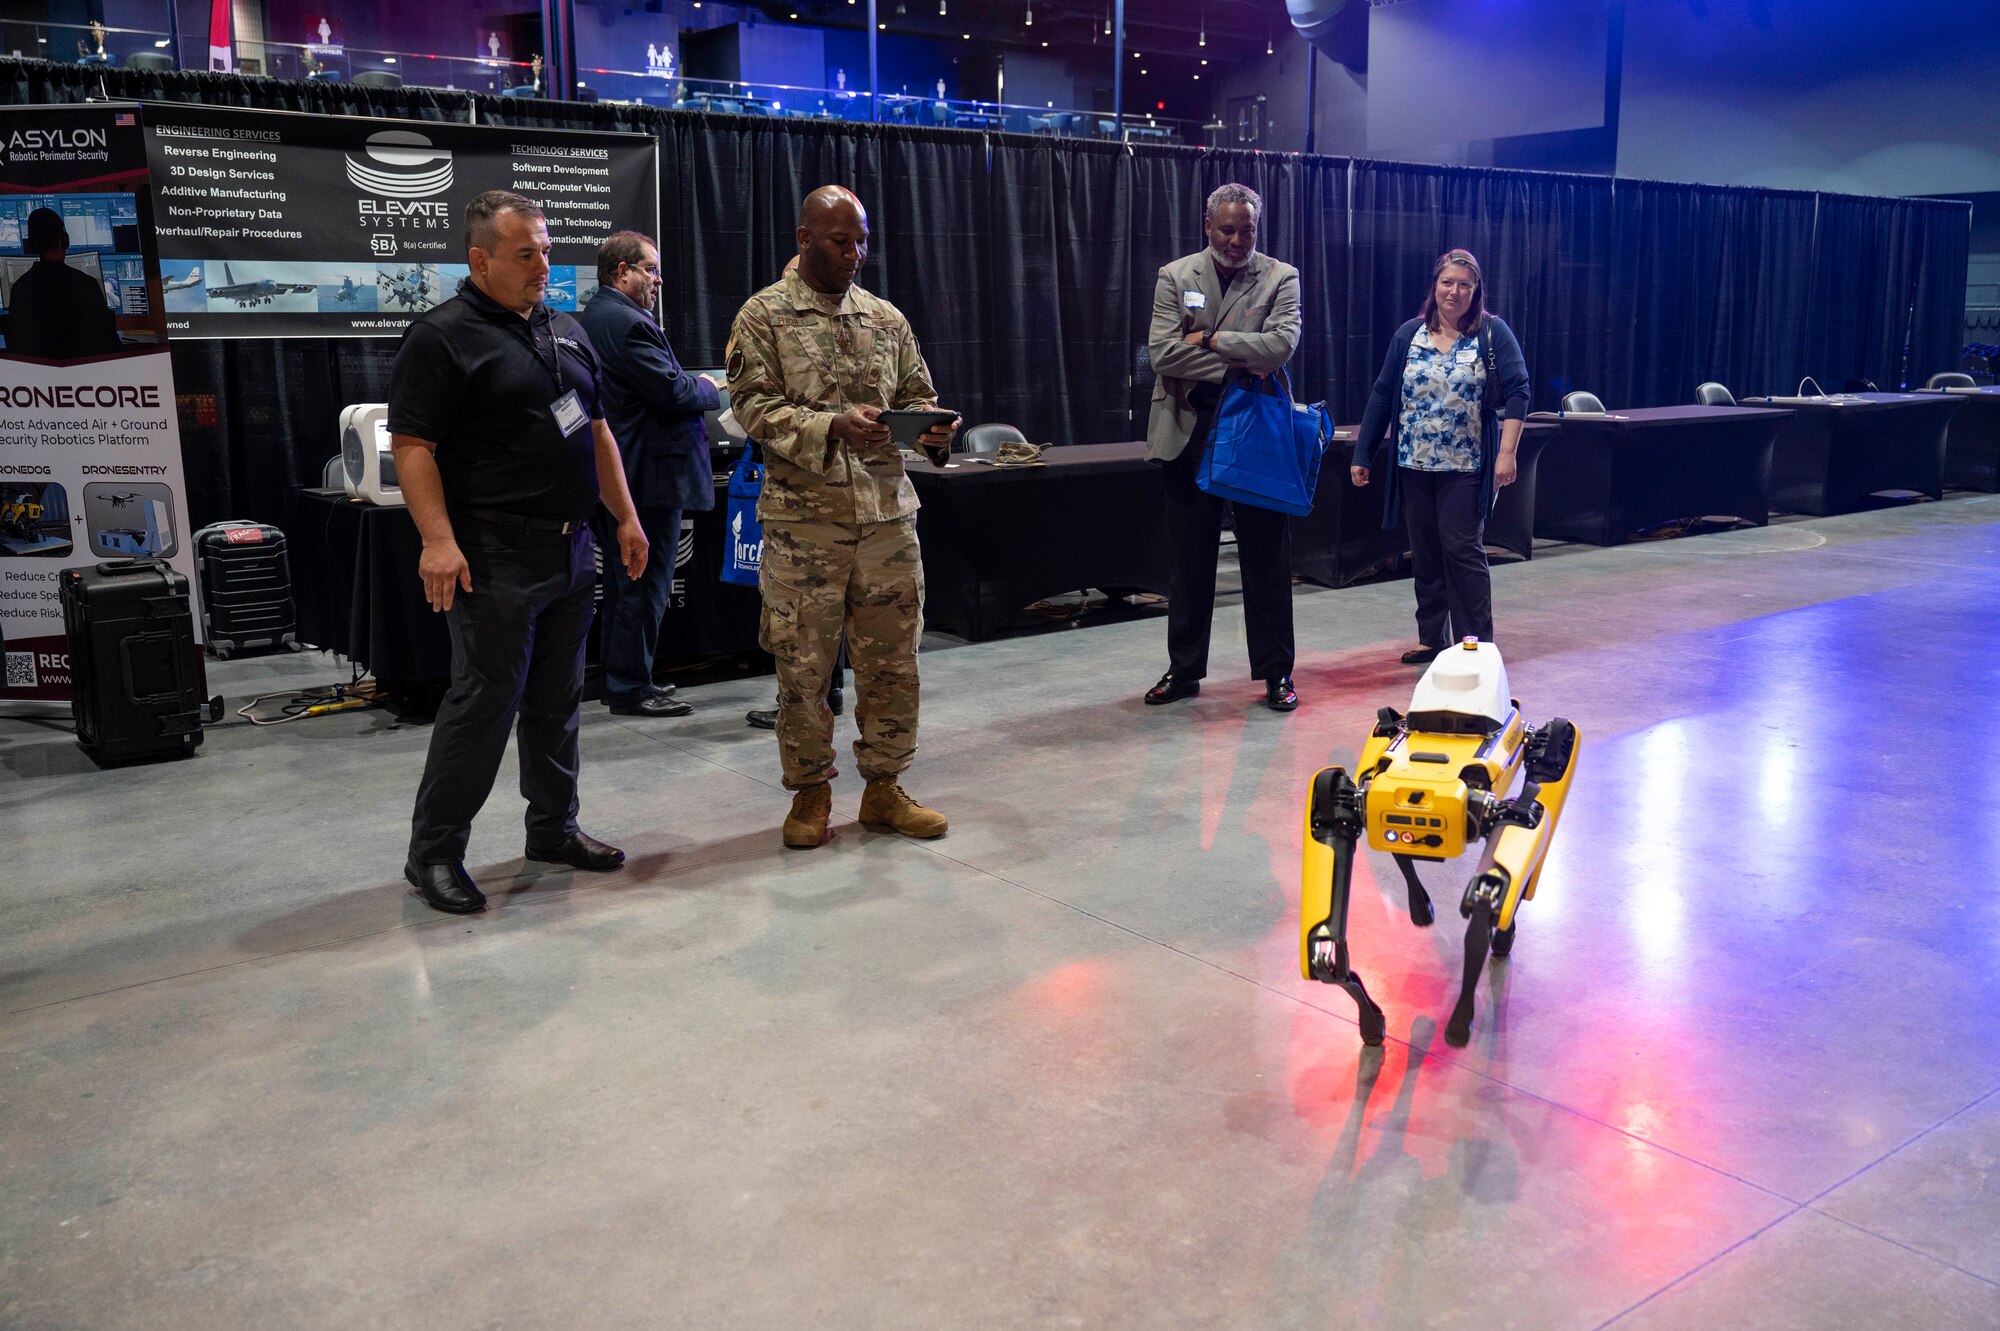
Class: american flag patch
115,113,136,125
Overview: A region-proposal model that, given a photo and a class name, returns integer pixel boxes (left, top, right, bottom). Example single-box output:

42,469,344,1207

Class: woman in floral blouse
1351,249,1531,663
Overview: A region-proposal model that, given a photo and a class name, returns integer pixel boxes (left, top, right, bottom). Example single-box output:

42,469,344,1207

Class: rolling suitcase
192,520,299,658
59,558,208,765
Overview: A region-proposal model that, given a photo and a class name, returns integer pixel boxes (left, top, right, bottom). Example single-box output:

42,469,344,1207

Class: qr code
4,652,35,690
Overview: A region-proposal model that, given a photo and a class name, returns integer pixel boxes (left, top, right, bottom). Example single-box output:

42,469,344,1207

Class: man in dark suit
578,230,720,717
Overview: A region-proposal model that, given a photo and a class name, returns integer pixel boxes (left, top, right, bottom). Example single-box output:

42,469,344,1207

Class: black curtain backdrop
0,57,1970,529
988,137,1129,443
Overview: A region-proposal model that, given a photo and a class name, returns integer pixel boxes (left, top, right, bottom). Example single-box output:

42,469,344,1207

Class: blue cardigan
1353,315,1531,530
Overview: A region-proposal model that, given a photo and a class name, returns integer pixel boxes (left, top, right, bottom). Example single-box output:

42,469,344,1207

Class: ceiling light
153,38,170,47
1193,74,1199,80
962,33,970,39
939,0,947,13
878,21,887,28
383,56,397,64
1200,58,1207,66
1025,2,1032,26
1040,40,1048,47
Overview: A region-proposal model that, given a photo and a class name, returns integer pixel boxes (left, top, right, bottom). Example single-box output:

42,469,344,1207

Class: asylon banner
0,103,199,704
142,103,660,339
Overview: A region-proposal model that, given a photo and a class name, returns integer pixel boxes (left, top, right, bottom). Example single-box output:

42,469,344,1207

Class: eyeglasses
626,261,661,276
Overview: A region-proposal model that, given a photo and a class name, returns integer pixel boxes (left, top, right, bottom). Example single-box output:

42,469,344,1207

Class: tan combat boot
782,783,833,849
859,778,948,838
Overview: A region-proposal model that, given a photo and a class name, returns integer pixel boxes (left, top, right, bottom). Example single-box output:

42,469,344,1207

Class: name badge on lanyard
552,389,588,437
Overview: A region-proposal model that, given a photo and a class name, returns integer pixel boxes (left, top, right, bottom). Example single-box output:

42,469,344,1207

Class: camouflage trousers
759,516,924,790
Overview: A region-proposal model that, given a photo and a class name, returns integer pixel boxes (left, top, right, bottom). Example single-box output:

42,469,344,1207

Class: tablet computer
881,408,960,463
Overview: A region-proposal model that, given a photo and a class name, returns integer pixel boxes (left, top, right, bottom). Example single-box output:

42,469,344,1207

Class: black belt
461,506,589,535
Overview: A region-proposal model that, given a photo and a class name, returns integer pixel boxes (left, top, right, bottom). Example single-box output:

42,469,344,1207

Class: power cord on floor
236,675,388,726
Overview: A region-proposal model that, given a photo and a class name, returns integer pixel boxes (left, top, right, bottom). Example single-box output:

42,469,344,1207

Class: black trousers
1400,466,1493,648
408,516,597,865
596,503,681,705
1160,417,1296,681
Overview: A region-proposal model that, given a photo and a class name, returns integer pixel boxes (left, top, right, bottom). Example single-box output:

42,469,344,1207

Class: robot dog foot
1307,934,1388,1046
1393,854,1435,928
1342,976,1388,1047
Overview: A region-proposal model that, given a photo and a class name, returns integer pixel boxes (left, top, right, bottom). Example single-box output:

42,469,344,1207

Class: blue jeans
598,504,682,705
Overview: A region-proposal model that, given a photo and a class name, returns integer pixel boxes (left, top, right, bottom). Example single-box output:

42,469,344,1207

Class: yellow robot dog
1299,639,1580,1047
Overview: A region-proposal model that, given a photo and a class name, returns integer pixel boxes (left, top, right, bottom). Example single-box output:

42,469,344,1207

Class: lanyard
517,306,566,396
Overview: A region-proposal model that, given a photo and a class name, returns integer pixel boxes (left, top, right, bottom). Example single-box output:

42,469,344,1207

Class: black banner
141,104,659,340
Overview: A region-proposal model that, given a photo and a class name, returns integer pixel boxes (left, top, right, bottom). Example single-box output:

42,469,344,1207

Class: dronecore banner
0,102,200,705
142,103,661,340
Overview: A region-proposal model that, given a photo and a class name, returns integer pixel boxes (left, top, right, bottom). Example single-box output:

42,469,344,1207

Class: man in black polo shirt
388,190,650,915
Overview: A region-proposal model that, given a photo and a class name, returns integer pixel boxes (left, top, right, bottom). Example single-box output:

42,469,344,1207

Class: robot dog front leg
1301,768,1389,1046
1444,719,1582,1047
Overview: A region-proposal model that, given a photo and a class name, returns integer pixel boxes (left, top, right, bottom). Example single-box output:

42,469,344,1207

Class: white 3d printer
338,403,403,506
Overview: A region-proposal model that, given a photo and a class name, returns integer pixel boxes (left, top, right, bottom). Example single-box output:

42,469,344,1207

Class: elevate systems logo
345,130,453,198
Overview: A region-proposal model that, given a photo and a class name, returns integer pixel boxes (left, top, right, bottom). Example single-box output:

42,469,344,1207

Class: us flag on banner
208,0,233,72
115,112,135,125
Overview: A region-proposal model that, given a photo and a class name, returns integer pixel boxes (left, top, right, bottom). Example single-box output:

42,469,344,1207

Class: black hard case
59,559,206,765
193,521,298,657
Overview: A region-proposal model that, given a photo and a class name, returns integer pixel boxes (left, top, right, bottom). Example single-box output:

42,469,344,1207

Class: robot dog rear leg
1312,850,1388,1047
1392,854,1435,927
1445,899,1495,1047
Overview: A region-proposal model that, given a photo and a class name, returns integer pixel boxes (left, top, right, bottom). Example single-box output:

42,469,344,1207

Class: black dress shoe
1401,645,1444,665
524,830,626,872
1144,673,1201,705
608,693,693,717
827,686,845,716
1266,676,1299,711
651,683,678,698
746,707,777,730
405,861,486,914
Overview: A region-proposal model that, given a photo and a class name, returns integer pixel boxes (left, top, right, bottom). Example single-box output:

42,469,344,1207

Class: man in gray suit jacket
1143,183,1304,711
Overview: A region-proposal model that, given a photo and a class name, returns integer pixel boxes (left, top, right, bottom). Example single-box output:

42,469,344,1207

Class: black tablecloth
1532,406,1789,545
288,486,764,685
1744,392,1961,516
907,441,1170,641
1290,423,1552,588
1927,387,2000,492
288,489,444,686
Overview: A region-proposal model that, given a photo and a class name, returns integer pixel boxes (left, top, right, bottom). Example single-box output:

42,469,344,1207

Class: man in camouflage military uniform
728,185,958,849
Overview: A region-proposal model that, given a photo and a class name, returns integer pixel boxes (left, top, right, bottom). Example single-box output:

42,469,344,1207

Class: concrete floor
4,497,2000,1330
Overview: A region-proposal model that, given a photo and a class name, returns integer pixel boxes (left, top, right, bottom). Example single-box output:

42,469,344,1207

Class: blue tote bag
720,452,764,586
1197,368,1333,517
